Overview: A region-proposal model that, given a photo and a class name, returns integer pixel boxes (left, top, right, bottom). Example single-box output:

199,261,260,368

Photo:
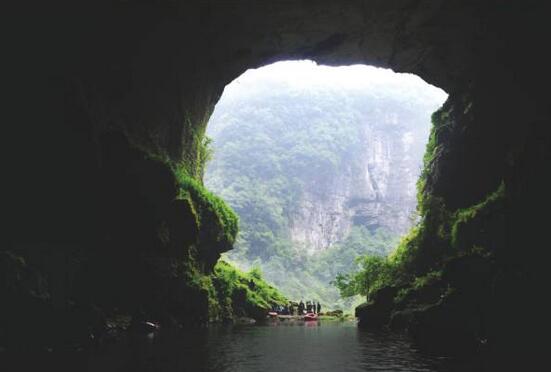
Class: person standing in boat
298,300,304,315
317,302,321,314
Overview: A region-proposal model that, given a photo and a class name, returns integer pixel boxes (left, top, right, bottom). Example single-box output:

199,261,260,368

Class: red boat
303,313,318,321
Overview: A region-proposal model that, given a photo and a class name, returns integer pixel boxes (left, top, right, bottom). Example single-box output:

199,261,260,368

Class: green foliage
206,107,384,308
411,270,442,289
176,171,239,248
333,227,428,300
135,105,238,253
334,214,442,302
417,107,449,213
204,64,445,311
248,266,263,281
451,181,506,251
204,92,413,310
345,102,509,308
333,256,387,298
179,110,214,180
388,225,423,269
229,226,397,311
393,269,443,304
345,179,507,307
210,260,287,320
197,136,214,180
178,259,287,322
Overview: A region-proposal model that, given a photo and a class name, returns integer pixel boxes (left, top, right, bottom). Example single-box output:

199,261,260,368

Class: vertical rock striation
288,106,433,253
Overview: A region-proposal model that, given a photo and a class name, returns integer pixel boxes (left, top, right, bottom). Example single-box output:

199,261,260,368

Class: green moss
350,95,510,322
137,129,238,257
451,182,506,248
417,107,450,214
153,126,240,321
179,110,215,180
176,172,238,248
350,102,506,307
388,225,423,267
451,181,506,251
210,260,287,321
394,270,442,303
128,106,213,180
126,112,237,252
412,270,442,289
386,184,505,307
175,258,221,321
157,110,238,250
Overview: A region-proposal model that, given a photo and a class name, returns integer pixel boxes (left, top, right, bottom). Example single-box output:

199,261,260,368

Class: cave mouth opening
203,60,447,312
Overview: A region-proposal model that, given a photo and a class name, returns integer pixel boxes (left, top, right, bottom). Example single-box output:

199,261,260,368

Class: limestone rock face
288,110,430,253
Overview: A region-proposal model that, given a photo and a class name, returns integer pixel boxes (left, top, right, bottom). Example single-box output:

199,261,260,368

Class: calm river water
4,320,470,372
87,320,459,372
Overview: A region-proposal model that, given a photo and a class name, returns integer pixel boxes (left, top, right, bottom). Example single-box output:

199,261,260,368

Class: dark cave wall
355,4,551,366
54,0,488,160
4,0,551,359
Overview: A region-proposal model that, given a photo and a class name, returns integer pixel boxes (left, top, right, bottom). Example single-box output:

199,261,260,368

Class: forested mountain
205,61,446,309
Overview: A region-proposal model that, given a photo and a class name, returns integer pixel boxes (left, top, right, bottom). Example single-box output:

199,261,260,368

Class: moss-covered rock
354,79,548,363
0,130,241,349
356,286,398,329
176,174,238,271
210,261,287,322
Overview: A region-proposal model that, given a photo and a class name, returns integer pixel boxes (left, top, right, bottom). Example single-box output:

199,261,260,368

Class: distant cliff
205,62,446,306
288,107,430,253
206,62,444,254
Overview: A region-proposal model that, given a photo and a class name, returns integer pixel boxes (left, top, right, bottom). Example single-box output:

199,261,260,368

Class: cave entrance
203,60,447,312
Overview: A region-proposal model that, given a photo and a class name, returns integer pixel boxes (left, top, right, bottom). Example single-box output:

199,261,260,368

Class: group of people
272,300,321,315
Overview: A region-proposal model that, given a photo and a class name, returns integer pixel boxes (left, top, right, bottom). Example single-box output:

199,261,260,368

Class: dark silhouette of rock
4,2,551,370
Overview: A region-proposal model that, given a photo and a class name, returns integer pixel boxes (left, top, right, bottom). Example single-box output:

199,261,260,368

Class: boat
303,313,318,321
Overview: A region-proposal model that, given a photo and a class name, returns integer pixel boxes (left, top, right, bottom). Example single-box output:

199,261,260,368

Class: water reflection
3,321,457,372
103,320,451,372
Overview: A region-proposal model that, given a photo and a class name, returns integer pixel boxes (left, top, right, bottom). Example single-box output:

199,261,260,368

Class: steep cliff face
288,106,432,253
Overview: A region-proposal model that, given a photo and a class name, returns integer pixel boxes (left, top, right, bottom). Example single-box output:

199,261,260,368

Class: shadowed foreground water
3,320,472,372
88,320,458,372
